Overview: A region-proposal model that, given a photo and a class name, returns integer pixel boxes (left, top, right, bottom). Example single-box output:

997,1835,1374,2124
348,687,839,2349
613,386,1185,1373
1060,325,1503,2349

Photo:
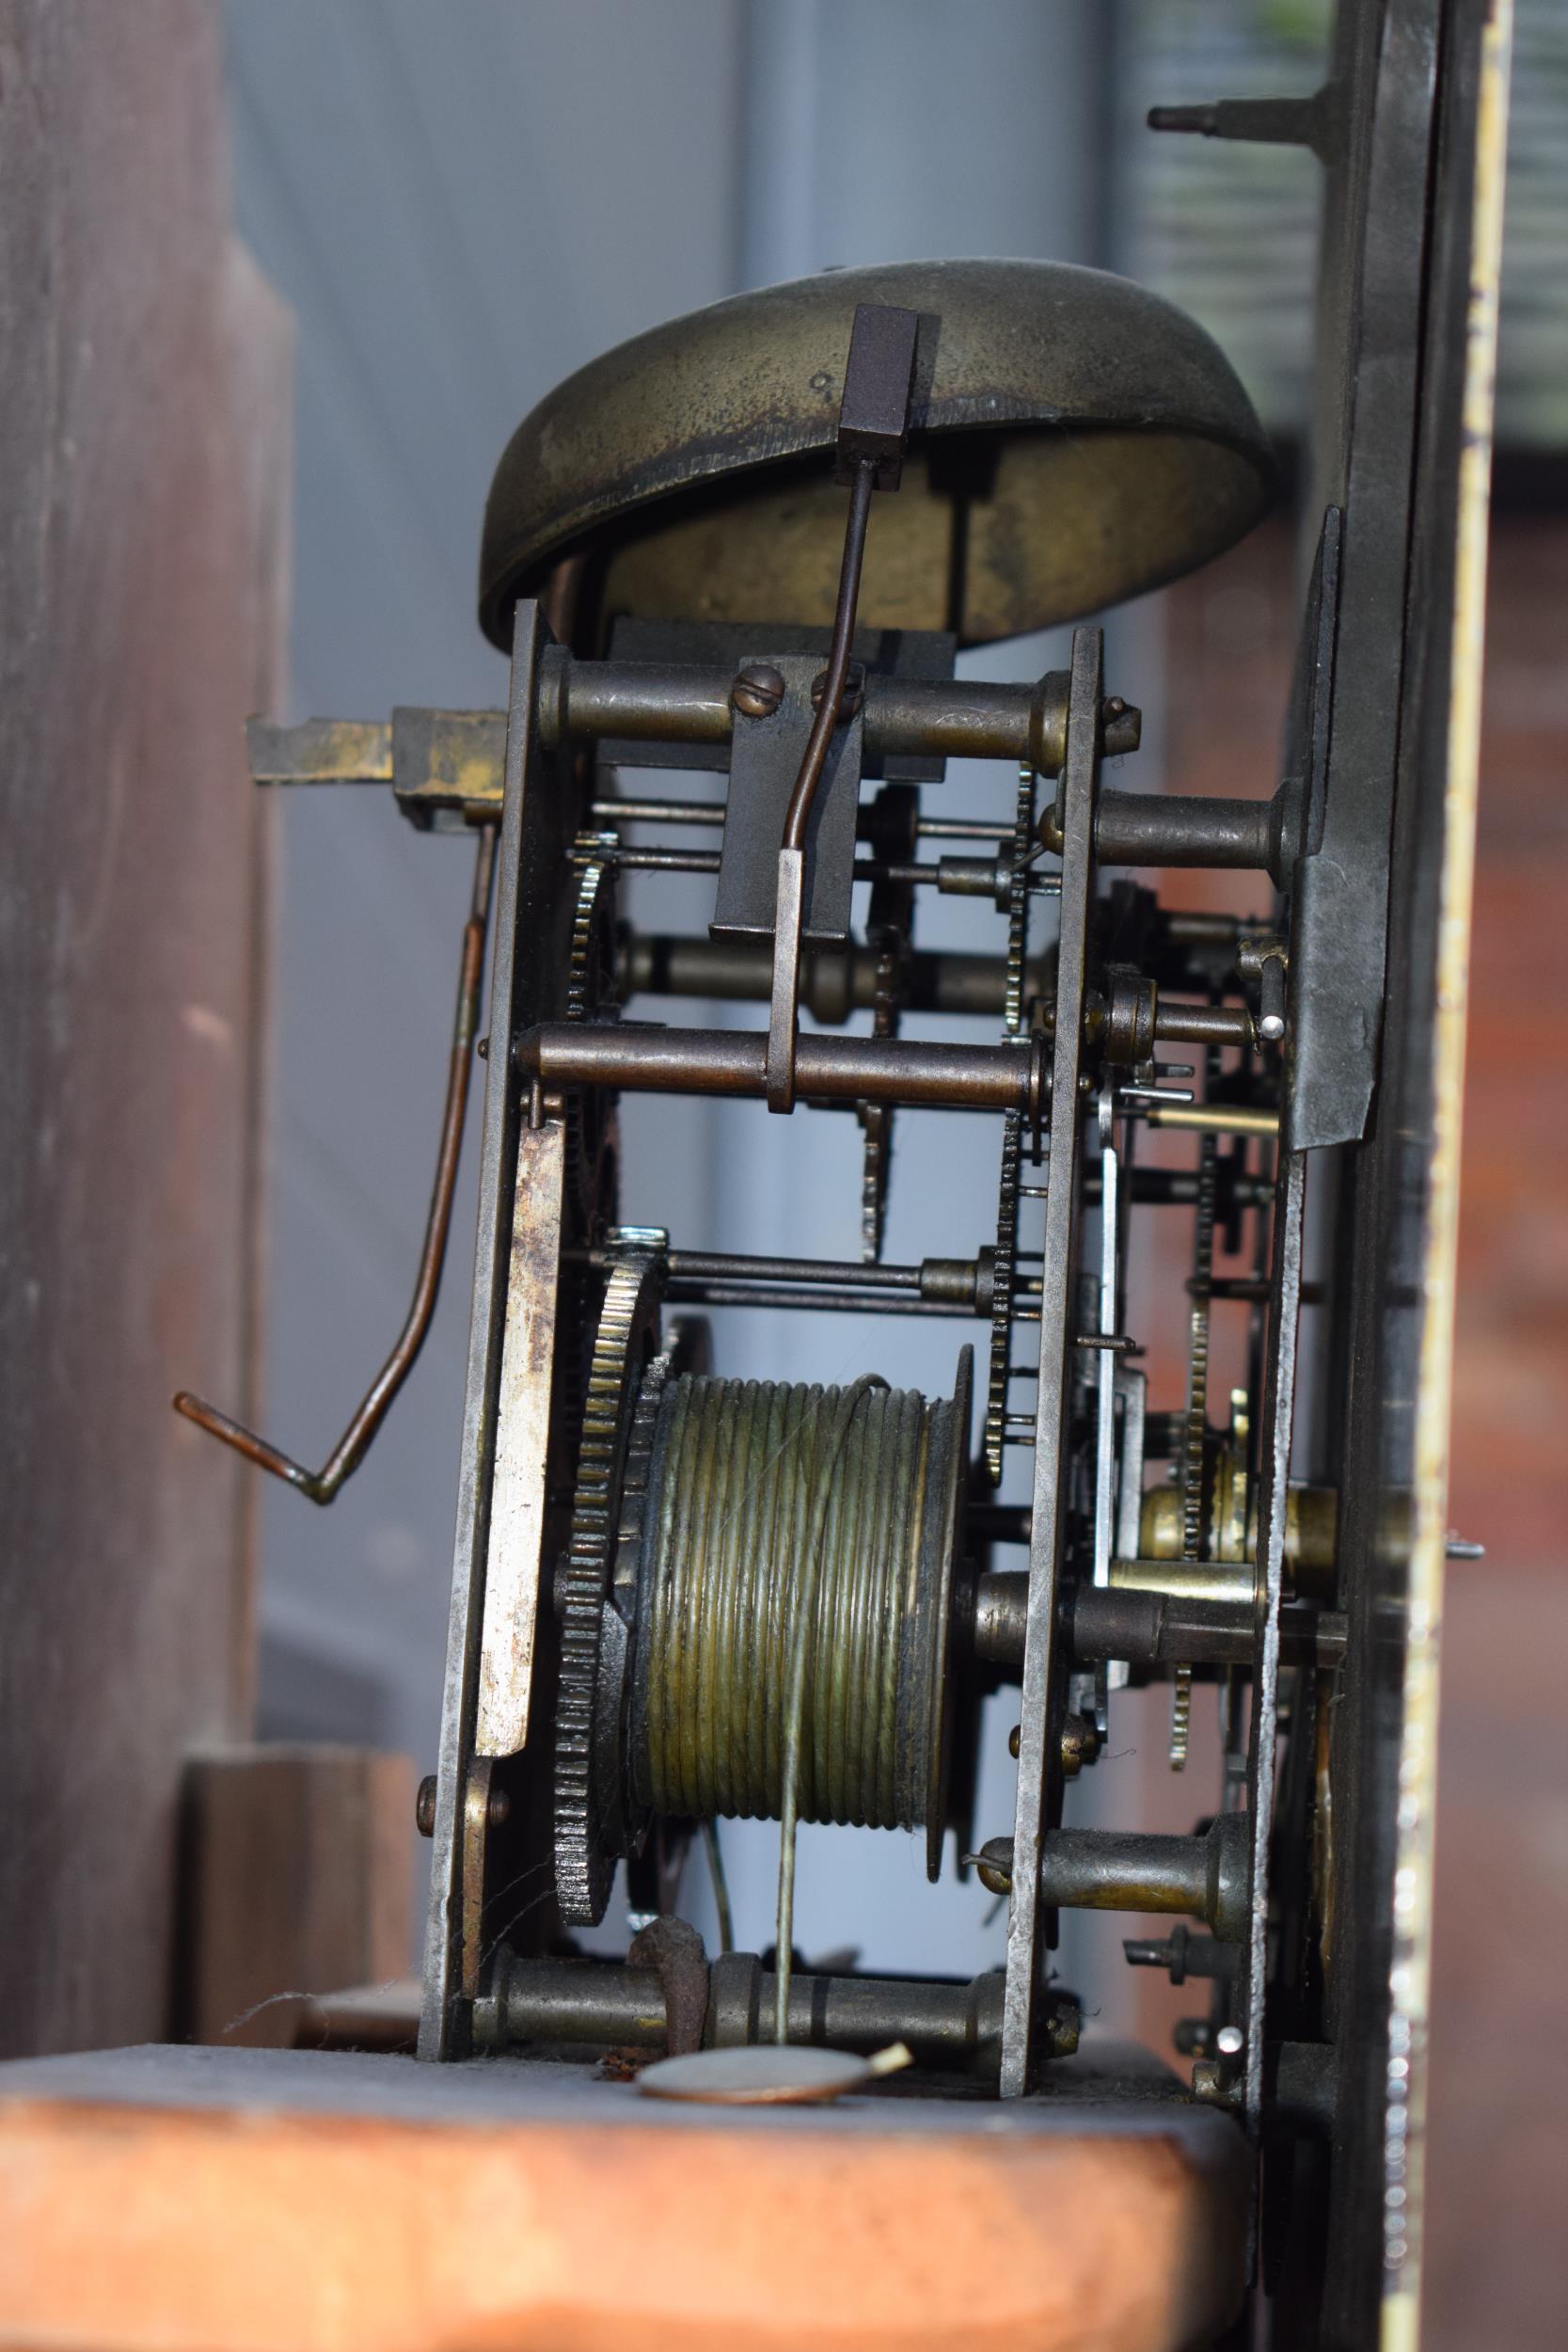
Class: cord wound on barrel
628,1361,969,2041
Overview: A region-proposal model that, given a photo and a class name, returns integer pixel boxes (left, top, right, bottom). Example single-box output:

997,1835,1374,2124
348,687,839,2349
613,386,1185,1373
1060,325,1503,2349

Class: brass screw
1191,2056,1242,2106
810,665,864,720
1059,1712,1101,1779
970,1838,1014,1899
419,1774,509,1837
731,662,786,719
1046,1998,1082,2058
1008,1717,1101,1778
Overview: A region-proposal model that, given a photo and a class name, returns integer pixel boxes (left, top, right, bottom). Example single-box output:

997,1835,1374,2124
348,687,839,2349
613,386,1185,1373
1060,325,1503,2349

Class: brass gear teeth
982,770,1038,1486
566,833,618,1024
1171,1120,1219,1770
1003,762,1036,1037
553,1249,662,1925
1168,1665,1194,1771
857,932,902,1263
983,1110,1023,1486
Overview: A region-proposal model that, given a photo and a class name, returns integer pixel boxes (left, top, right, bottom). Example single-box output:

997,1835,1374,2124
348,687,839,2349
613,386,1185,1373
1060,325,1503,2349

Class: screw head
730,662,786,719
1045,1997,1082,2058
1215,2023,1244,2058
1059,1711,1101,1779
415,1773,437,1837
809,665,864,721
971,1837,1014,1899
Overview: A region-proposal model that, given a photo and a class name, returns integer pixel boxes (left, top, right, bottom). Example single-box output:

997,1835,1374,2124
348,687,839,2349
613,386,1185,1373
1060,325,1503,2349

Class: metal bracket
1000,624,1101,2097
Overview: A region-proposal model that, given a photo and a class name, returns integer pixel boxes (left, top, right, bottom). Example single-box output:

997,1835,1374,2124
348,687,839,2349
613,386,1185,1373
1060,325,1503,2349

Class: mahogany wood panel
180,1748,415,2048
0,2044,1246,2352
0,0,291,2055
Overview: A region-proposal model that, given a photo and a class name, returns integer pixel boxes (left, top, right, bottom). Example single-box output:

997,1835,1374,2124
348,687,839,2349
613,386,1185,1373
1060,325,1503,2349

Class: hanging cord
703,1820,735,1957
773,1372,888,2043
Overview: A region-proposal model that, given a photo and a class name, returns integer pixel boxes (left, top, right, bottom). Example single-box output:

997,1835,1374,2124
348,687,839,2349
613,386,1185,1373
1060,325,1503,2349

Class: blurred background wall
219,4,1564,2341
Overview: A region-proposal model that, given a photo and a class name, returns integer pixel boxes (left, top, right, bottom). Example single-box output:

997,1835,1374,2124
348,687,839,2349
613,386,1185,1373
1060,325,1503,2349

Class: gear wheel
1003,762,1037,1037
553,1245,665,1924
857,930,903,1263
983,1110,1023,1486
980,767,1039,1486
562,834,621,1232
1170,1116,1219,1769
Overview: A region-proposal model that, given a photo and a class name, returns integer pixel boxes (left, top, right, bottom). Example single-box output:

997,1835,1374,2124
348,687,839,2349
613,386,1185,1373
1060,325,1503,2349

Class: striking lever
765,303,918,1113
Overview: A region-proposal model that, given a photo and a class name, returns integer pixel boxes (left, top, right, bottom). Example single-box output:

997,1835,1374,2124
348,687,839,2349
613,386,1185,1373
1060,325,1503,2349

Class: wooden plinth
0,2041,1244,2352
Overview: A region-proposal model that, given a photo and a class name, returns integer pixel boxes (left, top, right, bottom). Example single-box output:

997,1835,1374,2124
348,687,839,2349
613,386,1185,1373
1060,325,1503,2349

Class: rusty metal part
626,1915,708,2058
517,1021,1047,1118
477,258,1274,651
172,826,497,1502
